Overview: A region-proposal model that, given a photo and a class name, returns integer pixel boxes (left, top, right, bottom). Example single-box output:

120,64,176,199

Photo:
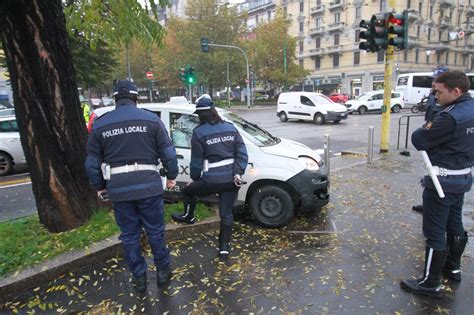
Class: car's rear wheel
314,113,325,125
358,106,368,115
0,152,13,176
391,104,401,113
279,112,288,122
249,185,294,228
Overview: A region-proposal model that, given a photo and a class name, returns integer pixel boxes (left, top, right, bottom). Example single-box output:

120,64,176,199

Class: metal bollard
324,134,330,174
368,126,374,164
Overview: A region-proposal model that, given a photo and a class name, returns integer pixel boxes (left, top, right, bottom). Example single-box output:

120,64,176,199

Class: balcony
439,17,451,29
328,0,345,11
327,22,345,32
439,0,454,8
310,5,325,15
466,5,474,16
326,45,341,54
309,48,325,56
310,26,325,35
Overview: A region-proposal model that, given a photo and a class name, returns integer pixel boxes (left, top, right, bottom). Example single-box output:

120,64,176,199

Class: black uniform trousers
422,187,465,250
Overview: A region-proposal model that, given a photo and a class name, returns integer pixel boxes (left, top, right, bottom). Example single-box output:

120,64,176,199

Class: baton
421,151,445,198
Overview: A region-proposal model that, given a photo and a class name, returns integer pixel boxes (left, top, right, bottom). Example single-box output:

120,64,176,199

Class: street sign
458,31,465,38
146,71,153,79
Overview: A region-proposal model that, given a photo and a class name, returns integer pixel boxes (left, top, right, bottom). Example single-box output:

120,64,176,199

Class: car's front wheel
314,113,325,125
358,106,368,115
0,152,13,176
249,185,294,228
279,112,288,122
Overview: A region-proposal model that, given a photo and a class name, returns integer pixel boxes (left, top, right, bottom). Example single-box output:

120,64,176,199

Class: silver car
0,115,25,175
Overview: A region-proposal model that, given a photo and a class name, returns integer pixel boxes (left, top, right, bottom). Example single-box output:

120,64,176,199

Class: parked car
89,103,329,227
101,97,115,107
344,90,404,114
254,94,270,101
0,109,15,117
89,98,104,109
0,115,25,176
328,93,350,104
277,92,348,125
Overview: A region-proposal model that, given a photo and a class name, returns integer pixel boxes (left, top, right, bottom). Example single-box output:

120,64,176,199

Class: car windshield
223,112,280,146
309,94,335,104
356,93,372,100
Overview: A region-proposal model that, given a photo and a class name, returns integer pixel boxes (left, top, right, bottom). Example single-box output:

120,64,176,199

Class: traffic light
200,37,209,53
359,13,389,52
186,66,197,85
179,67,186,82
388,11,408,50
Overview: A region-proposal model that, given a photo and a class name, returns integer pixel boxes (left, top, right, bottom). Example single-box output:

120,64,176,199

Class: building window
429,5,433,18
316,17,322,27
407,0,411,8
428,28,431,41
415,49,419,63
356,7,361,19
316,37,321,48
426,54,430,64
354,52,360,65
315,57,321,69
283,6,287,17
317,0,321,5
418,2,422,14
438,31,442,41
256,14,259,24
377,50,384,63
268,10,271,20
299,59,304,68
437,52,441,64
462,55,467,66
299,21,304,33
454,52,458,65
300,1,304,13
404,50,408,62
334,33,340,45
417,26,420,37
333,54,339,67
355,30,360,42
335,12,340,23
299,41,304,53
445,51,449,65
380,0,385,12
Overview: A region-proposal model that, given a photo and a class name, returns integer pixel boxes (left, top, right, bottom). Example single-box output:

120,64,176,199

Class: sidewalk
1,150,473,313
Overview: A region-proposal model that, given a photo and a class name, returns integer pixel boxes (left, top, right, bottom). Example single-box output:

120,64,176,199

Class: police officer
401,70,474,298
171,95,248,260
85,80,178,292
412,66,449,213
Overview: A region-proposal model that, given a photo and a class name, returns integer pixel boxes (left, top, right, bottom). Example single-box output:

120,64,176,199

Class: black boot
171,201,196,224
157,265,171,286
400,247,447,299
133,273,147,292
412,205,423,213
218,223,233,261
443,232,468,282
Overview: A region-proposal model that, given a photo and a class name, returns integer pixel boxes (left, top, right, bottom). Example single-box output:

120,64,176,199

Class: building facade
237,0,474,96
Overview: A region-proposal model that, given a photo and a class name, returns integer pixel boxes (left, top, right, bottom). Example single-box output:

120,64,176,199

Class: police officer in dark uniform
412,66,449,213
401,71,474,298
171,95,248,260
85,80,178,292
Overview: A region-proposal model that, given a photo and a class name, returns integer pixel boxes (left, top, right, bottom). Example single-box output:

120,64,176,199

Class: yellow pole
380,0,396,153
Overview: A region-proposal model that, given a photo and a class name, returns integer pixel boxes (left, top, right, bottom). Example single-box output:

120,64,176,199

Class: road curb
0,216,220,299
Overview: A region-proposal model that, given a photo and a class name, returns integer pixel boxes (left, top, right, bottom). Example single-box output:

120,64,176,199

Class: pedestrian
401,70,474,298
85,79,179,292
171,95,248,261
412,66,449,213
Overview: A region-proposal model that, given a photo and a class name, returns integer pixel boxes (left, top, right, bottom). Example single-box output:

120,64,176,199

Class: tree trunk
0,0,100,232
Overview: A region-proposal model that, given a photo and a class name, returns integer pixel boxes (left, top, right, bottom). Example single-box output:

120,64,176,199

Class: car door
0,118,24,163
367,93,380,110
168,111,199,193
296,96,315,120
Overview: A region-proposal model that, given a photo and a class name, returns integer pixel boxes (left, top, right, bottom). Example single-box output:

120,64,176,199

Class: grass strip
0,202,214,277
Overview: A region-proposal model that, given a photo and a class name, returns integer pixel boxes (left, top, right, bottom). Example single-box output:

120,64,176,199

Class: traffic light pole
207,43,251,109
380,43,393,153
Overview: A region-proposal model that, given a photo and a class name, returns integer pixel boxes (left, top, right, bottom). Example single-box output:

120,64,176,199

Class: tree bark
0,0,100,232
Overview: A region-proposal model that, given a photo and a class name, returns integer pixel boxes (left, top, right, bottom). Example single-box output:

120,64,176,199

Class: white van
344,90,404,114
90,103,329,228
396,72,474,107
277,92,348,125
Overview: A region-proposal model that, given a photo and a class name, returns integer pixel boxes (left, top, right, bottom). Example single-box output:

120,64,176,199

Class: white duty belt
430,166,471,177
203,158,234,172
110,163,159,175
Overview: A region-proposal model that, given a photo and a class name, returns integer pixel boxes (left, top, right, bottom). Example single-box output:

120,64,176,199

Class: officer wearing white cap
171,95,248,260
85,79,178,292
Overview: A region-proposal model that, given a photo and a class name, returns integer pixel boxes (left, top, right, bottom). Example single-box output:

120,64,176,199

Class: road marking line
0,182,32,189
0,178,31,186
